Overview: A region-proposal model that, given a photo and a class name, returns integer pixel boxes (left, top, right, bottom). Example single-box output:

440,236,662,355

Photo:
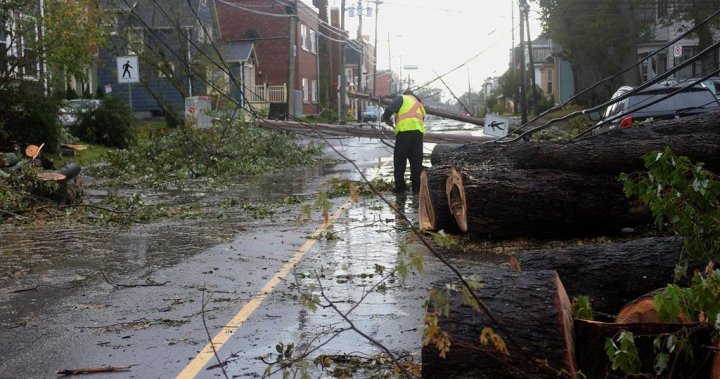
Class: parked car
361,105,384,123
591,82,720,133
58,99,102,127
661,77,720,100
700,77,720,99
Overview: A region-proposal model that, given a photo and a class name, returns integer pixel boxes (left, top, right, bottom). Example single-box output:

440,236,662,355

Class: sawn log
423,111,720,237
422,268,576,378
514,237,700,317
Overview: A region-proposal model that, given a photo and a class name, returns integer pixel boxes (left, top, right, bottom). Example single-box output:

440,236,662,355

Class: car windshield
703,80,720,97
365,106,381,113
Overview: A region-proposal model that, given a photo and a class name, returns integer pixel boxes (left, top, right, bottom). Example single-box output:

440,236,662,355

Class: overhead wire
496,6,720,143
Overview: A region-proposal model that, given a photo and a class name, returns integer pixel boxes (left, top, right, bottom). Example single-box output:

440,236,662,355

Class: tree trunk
514,237,701,317
424,163,648,238
574,319,713,379
420,164,460,233
430,111,720,173
423,112,720,238
422,269,577,379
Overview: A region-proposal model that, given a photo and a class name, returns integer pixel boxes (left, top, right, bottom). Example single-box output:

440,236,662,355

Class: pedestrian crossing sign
117,56,139,84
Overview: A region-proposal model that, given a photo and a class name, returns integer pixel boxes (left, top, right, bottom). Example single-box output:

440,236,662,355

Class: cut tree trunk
422,162,649,238
423,111,720,237
514,237,702,317
574,319,713,378
421,164,458,233
430,111,720,173
422,269,577,379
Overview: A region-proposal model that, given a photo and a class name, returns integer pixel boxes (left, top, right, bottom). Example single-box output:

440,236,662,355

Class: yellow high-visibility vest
395,95,426,135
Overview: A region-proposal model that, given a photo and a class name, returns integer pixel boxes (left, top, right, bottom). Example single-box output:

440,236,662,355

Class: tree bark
422,269,577,379
514,237,700,317
428,163,648,238
430,111,720,174
574,320,713,379
423,111,720,238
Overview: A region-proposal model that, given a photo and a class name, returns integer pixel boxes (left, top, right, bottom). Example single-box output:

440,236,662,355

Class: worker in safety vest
381,89,426,193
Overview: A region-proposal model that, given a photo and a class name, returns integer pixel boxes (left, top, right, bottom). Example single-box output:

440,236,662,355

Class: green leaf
654,352,669,375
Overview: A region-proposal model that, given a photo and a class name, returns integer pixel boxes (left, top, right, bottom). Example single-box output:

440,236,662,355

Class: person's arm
382,96,404,124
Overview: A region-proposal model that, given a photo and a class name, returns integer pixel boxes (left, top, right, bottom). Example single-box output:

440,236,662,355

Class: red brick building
216,0,321,116
374,69,398,98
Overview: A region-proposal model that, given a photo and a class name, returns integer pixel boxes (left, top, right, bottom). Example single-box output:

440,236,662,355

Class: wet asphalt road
0,121,489,378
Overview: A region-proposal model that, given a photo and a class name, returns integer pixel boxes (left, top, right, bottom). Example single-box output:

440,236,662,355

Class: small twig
314,273,417,378
201,289,229,379
61,203,131,214
0,208,28,219
101,271,169,289
56,365,131,376
9,286,38,293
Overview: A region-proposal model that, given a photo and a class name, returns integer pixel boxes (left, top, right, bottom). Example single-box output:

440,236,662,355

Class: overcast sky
322,0,543,100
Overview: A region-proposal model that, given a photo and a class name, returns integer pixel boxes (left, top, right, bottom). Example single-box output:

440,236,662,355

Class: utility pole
356,0,364,121
518,0,528,124
525,4,538,116
288,0,297,118
339,0,346,123
511,0,515,77
387,33,392,94
371,0,381,98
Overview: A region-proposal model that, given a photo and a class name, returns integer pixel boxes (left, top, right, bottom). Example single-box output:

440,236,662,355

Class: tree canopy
533,0,647,105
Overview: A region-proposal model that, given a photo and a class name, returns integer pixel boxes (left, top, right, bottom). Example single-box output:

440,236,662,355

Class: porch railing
246,84,287,103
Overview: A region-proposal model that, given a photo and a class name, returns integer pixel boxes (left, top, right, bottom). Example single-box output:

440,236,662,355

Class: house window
0,18,8,51
196,23,213,44
8,14,39,79
156,61,175,78
302,78,309,103
300,24,308,51
207,67,229,95
309,30,317,53
20,23,38,78
546,70,553,96
657,0,668,18
102,16,118,35
126,29,144,55
312,79,318,103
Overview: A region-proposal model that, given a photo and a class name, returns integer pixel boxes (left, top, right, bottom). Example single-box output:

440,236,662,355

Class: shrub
0,88,62,153
74,97,135,149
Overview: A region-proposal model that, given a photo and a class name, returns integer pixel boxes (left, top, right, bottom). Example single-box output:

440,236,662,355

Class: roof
218,41,256,63
100,0,207,28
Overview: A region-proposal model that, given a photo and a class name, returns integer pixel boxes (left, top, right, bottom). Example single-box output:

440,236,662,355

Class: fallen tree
430,111,720,173
422,111,720,238
422,268,577,378
513,237,704,317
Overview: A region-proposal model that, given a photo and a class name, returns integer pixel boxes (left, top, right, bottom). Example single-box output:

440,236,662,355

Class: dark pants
394,130,423,192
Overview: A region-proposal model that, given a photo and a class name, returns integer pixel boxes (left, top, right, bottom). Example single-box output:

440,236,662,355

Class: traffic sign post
673,45,682,58
117,56,139,84
117,56,139,113
483,114,510,138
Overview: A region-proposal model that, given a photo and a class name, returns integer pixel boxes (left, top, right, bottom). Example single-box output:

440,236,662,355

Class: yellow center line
176,199,355,378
